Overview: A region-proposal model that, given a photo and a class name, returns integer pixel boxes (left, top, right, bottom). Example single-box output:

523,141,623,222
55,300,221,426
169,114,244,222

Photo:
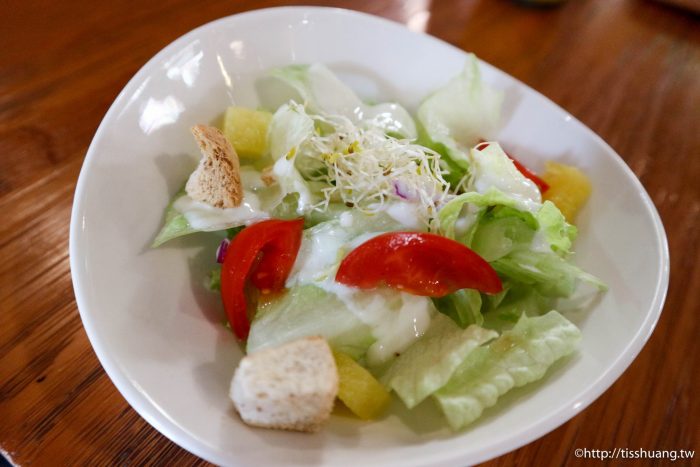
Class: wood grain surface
1,0,698,465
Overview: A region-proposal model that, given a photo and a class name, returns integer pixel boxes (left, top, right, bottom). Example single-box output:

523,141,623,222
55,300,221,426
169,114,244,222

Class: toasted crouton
230,336,338,433
185,124,242,208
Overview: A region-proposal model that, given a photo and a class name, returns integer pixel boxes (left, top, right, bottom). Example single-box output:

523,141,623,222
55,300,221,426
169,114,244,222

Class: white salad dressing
286,221,434,367
286,222,352,286
339,211,353,227
239,166,267,190
470,144,541,213
174,191,268,231
384,201,423,230
319,280,434,367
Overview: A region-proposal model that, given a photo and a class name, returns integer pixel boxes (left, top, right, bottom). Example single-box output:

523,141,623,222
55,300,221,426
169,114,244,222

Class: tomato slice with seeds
220,218,304,339
335,232,502,297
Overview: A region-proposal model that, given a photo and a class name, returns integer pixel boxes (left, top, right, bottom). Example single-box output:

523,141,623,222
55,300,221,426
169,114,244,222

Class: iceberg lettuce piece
432,289,484,329
534,200,578,255
267,103,319,213
438,186,579,261
286,212,404,288
417,54,503,183
492,250,606,298
482,282,555,330
151,163,289,246
433,311,581,430
152,178,273,246
281,214,433,367
258,63,417,138
152,188,198,247
267,101,315,160
382,313,497,408
469,143,541,206
338,288,436,368
438,188,536,246
247,285,375,360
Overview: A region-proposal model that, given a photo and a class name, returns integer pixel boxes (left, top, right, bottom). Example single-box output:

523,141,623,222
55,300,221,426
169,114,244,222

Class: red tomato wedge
220,218,303,339
476,141,549,193
335,232,502,297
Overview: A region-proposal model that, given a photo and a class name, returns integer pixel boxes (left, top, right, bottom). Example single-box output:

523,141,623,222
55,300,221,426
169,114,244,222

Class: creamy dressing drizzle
285,214,433,366
470,144,542,213
174,191,268,231
384,201,423,230
286,221,350,287
318,280,434,366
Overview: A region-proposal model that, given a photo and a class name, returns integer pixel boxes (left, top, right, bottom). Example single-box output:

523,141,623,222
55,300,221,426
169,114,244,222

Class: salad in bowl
152,55,605,433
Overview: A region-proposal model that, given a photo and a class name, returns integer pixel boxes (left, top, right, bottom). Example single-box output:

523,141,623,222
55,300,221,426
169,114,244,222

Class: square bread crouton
230,336,339,433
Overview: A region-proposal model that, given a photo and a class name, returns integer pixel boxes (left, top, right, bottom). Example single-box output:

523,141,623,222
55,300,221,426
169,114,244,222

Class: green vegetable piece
434,311,581,430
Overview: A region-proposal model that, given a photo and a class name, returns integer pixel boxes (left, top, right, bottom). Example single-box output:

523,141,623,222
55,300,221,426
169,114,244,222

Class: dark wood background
1,0,698,465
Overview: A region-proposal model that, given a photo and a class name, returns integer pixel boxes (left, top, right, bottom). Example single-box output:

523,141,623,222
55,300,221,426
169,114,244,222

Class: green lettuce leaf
258,63,417,138
267,101,315,161
152,188,198,247
492,250,606,298
433,311,581,430
535,200,578,255
417,55,503,183
469,143,541,205
432,289,484,328
383,313,497,408
268,103,319,213
247,285,375,360
470,206,537,262
482,282,554,330
206,267,221,292
152,166,285,246
438,188,536,246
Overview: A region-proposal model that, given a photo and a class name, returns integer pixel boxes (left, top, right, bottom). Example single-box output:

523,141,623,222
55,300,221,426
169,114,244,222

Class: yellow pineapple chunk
333,351,390,420
223,107,272,158
541,161,592,223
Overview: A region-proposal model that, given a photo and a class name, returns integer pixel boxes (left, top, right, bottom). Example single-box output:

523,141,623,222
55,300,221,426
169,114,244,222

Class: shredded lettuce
434,311,581,430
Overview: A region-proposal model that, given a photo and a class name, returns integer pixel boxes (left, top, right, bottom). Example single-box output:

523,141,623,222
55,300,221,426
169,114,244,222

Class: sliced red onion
393,180,411,200
216,238,230,264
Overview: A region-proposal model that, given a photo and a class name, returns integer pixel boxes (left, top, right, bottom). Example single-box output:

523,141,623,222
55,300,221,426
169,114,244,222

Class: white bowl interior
70,7,669,467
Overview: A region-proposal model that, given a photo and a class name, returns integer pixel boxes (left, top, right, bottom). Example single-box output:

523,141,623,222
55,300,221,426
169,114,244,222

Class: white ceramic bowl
70,7,669,466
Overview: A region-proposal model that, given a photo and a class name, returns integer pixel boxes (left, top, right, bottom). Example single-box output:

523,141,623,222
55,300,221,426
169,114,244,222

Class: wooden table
1,0,698,465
